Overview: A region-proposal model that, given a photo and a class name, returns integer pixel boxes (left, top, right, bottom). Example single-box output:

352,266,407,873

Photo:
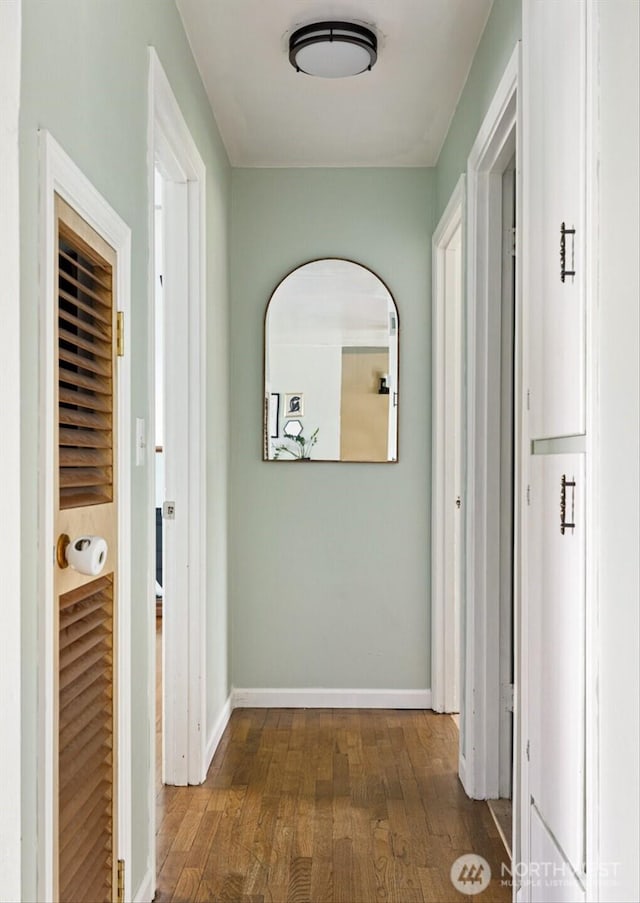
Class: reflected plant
273,427,319,460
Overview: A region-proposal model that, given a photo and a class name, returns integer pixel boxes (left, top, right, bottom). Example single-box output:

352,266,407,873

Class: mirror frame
263,257,400,463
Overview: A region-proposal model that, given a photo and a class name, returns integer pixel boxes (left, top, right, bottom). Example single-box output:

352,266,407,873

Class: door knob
56,533,108,576
456,496,462,509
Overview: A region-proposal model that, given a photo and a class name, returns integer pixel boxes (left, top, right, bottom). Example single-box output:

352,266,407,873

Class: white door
522,3,589,898
525,0,587,439
443,226,463,713
528,453,585,882
530,804,586,903
431,179,465,720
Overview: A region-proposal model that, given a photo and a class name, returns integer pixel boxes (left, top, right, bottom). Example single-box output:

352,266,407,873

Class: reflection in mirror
264,259,399,462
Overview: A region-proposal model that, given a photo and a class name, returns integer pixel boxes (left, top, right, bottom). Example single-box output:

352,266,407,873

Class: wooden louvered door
54,195,119,903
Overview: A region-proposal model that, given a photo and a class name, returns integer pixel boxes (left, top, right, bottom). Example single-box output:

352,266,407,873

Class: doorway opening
147,50,208,889
432,145,518,850
486,153,517,856
431,174,465,721
153,167,165,795
459,48,520,859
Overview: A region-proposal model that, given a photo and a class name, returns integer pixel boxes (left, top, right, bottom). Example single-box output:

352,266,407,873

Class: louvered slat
59,605,109,648
60,828,111,903
60,826,110,893
59,783,111,857
60,666,109,712
59,466,112,488
58,576,113,903
59,747,112,812
58,229,114,509
59,326,113,360
59,729,112,795
60,713,110,769
59,385,112,410
59,643,110,693
59,286,112,327
59,426,112,448
59,624,109,672
59,307,111,341
60,672,110,728
59,762,109,835
59,446,112,467
59,689,109,752
59,247,112,291
59,345,112,376
58,594,108,630
59,576,112,609
58,267,112,310
59,367,111,396
59,488,113,508
59,672,110,726
60,820,110,885
59,406,112,429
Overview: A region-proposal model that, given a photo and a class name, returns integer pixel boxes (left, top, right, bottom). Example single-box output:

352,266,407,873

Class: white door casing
499,161,516,800
462,44,520,802
148,38,207,802
38,130,132,903
431,174,465,716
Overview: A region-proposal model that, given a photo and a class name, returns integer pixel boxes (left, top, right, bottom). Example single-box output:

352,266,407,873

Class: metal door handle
560,475,576,535
560,222,576,283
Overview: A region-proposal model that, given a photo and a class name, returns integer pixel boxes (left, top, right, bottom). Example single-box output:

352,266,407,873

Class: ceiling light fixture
289,21,377,78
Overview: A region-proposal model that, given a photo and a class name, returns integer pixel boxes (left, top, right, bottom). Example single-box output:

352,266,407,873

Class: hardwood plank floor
154,706,510,902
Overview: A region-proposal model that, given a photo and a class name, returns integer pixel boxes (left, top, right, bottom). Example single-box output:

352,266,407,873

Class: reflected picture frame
269,393,280,438
284,393,304,418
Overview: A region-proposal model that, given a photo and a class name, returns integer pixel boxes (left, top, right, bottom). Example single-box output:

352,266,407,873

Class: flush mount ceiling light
289,21,377,78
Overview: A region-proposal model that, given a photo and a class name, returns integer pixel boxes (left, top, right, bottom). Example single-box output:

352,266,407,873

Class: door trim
38,130,132,903
583,4,600,898
0,2,22,898
498,162,516,801
146,47,207,884
431,174,465,715
462,44,521,802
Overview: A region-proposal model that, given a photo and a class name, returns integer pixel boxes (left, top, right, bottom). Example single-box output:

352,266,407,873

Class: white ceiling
176,0,493,168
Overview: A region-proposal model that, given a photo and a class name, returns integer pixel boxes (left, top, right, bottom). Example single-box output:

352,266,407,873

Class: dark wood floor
154,705,510,902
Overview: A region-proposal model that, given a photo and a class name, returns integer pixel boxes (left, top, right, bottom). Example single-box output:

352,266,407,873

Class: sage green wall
230,169,434,690
19,1,230,896
435,0,522,219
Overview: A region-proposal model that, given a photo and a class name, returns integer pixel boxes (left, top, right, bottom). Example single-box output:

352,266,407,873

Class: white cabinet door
530,805,586,903
528,453,585,878
525,0,586,438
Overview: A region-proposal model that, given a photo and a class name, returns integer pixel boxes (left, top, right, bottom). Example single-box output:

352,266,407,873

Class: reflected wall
264,258,399,462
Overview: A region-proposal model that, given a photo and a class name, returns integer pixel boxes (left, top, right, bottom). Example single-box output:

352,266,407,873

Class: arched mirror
264,258,399,462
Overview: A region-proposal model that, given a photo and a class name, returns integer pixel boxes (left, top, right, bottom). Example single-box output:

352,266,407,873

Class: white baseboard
231,688,432,709
204,694,232,772
133,865,154,903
